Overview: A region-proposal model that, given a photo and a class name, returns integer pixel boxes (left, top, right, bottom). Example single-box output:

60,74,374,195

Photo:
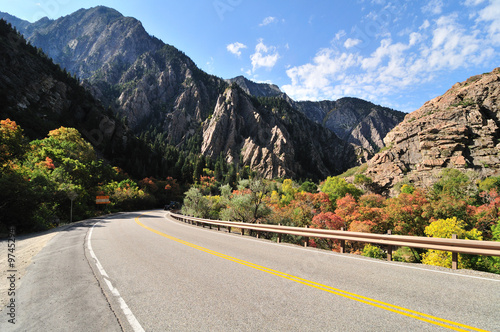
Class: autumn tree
311,212,345,250
219,178,271,223
422,217,482,269
384,189,430,236
320,176,362,208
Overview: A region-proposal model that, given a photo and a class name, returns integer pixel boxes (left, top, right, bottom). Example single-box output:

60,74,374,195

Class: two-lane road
2,210,500,331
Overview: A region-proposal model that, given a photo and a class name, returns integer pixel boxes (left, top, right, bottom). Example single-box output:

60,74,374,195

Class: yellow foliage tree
422,217,482,269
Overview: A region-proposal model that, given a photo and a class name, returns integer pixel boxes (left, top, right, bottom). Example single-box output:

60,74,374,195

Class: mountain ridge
225,75,405,153
1,7,399,180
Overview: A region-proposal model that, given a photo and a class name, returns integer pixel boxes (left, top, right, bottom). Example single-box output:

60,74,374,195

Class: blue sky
1,0,499,112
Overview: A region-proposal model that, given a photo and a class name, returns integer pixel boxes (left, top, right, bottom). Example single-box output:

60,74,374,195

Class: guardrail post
304,225,309,247
277,224,282,243
217,225,220,231
387,229,393,262
340,227,346,253
241,227,245,236
452,234,458,270
227,226,231,233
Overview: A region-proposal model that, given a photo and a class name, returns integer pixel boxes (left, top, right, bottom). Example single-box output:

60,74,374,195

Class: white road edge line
167,213,500,283
88,221,145,332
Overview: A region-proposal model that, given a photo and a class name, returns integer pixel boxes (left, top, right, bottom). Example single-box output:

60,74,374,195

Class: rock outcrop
201,86,361,180
365,67,500,194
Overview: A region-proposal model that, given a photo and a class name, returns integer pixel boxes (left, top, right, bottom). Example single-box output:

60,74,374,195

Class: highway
2,210,499,331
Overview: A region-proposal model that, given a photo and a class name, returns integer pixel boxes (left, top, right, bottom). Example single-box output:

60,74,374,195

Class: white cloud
250,39,280,72
464,0,487,6
226,42,247,57
344,38,362,49
476,0,500,45
282,11,496,108
259,16,277,27
422,0,445,15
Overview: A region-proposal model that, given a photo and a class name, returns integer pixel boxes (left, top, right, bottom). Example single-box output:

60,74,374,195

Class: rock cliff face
293,98,405,154
227,76,405,154
201,86,360,180
365,67,500,194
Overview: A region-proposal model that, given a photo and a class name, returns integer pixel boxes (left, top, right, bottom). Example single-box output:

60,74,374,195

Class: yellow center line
135,213,489,332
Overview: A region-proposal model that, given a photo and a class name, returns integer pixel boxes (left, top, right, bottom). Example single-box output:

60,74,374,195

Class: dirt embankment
0,229,60,310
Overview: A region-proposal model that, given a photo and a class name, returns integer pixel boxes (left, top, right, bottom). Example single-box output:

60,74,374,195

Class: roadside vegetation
0,119,183,233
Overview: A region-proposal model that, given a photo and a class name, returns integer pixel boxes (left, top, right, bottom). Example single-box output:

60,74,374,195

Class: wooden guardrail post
304,225,309,247
217,225,221,231
387,230,393,262
227,226,231,233
340,227,346,253
452,234,458,270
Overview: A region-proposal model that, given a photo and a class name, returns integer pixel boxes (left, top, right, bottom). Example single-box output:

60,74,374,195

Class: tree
384,189,430,236
219,178,271,223
181,187,211,218
0,119,29,171
311,212,345,250
432,169,475,201
299,180,318,193
422,217,482,269
320,176,362,208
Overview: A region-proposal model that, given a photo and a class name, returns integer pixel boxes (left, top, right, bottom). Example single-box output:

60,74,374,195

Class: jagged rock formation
365,67,500,194
201,86,361,180
227,76,405,154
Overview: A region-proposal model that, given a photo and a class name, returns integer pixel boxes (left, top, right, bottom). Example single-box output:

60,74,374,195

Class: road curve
2,210,499,331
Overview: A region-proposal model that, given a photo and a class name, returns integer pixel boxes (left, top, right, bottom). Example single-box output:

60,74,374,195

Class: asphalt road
2,210,500,331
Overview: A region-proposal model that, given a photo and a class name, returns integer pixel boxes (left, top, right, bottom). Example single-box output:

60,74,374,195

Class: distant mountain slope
0,18,131,169
363,67,500,194
1,7,366,180
226,76,405,154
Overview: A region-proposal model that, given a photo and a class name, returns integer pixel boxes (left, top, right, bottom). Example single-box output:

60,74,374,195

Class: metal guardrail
169,212,500,270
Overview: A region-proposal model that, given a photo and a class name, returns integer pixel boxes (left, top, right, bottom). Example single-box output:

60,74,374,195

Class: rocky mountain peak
365,67,500,195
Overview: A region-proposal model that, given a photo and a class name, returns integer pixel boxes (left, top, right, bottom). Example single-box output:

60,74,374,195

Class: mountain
362,67,500,195
293,98,405,153
226,75,405,154
1,7,372,180
0,18,135,171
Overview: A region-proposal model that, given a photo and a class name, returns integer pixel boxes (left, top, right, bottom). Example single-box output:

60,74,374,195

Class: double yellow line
135,214,488,332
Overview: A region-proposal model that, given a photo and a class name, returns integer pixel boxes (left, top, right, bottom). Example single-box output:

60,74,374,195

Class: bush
361,244,387,259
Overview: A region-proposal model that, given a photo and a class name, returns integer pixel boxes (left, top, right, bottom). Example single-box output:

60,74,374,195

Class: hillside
362,67,500,195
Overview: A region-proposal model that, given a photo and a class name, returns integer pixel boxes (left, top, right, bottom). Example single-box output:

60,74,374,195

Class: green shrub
361,244,387,259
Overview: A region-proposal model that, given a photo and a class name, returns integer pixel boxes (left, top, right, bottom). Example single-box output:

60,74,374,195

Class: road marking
88,222,145,332
136,213,488,332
